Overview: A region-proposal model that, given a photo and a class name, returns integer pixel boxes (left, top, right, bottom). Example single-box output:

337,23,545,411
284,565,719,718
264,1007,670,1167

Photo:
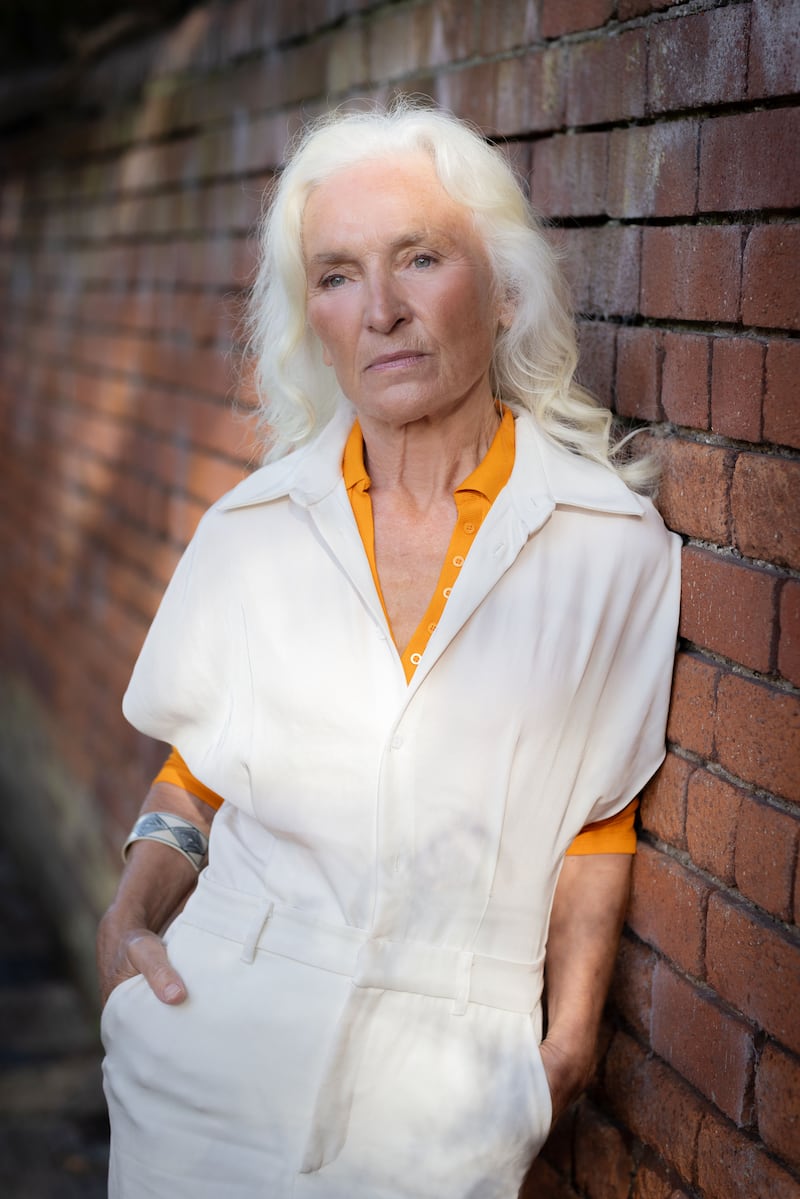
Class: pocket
100,971,145,1045
523,1017,553,1143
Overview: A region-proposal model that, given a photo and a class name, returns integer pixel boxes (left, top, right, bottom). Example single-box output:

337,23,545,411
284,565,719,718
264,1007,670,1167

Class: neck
359,399,501,506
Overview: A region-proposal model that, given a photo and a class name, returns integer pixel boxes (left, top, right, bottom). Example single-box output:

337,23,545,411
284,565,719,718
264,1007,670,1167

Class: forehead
301,152,479,254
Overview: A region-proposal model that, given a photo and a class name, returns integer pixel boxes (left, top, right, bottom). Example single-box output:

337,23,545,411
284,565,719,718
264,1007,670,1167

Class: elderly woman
98,103,680,1198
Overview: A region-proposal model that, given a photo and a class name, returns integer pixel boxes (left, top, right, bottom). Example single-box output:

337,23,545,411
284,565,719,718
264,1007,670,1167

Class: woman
99,102,680,1198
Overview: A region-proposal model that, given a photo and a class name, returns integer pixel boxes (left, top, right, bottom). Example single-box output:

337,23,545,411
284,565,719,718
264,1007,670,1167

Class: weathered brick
641,227,742,324
628,843,710,976
741,225,800,331
749,0,800,99
618,0,681,16
519,46,567,132
710,337,764,443
632,1153,689,1199
531,131,609,218
779,580,800,688
679,546,776,673
565,29,646,126
540,0,614,37
686,770,743,885
655,439,731,544
697,1107,800,1199
609,934,656,1040
607,121,698,219
660,333,710,430
666,652,718,759
604,1031,703,1183
576,320,617,410
706,891,800,1054
755,1042,800,1171
519,1156,577,1199
735,797,799,922
639,750,691,849
731,453,800,570
574,1102,633,1199
415,0,477,68
716,672,800,803
560,226,641,318
699,109,800,213
616,327,662,421
764,340,800,451
478,0,538,53
648,6,749,113
651,962,755,1125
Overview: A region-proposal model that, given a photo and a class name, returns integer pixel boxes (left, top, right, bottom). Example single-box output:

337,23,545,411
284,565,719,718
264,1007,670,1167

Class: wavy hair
246,98,654,490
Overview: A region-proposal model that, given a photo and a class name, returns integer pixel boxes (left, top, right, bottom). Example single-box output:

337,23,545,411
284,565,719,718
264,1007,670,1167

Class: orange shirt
154,411,637,854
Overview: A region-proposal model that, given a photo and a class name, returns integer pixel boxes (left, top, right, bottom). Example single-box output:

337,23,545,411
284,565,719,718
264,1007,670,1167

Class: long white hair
246,98,654,490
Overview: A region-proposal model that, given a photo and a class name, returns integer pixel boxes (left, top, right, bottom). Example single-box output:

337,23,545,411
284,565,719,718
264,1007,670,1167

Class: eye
412,254,435,269
321,272,347,289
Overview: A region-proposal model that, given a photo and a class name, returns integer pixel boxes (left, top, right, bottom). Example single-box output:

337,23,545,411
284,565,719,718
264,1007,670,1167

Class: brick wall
0,1,797,1195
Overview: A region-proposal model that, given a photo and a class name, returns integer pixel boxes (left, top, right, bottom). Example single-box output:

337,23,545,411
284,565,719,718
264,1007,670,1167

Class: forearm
97,781,215,1004
540,853,632,1115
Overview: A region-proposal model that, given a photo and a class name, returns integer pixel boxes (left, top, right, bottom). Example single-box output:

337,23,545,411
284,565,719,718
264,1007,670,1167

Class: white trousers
102,877,552,1198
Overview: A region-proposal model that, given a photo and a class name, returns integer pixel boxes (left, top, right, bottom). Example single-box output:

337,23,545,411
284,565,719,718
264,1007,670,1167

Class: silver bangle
122,811,208,872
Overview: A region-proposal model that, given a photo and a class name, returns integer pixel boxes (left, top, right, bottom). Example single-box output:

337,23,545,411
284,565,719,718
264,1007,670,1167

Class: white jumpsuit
102,403,681,1198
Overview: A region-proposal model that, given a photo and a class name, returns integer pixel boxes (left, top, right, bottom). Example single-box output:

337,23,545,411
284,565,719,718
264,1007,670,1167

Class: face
302,153,505,430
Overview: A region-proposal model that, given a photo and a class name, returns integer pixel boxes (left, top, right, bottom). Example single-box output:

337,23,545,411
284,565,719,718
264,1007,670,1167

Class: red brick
679,546,776,673
574,1102,633,1199
641,226,742,324
632,1154,689,1199
686,770,743,885
697,1108,800,1199
576,320,616,410
700,109,800,213
764,340,800,450
735,797,799,922
660,333,710,430
742,225,800,331
648,6,749,113
749,0,800,99
628,843,710,976
559,226,641,318
604,1031,703,1182
565,29,646,126
414,0,478,68
666,652,718,758
540,0,614,37
655,439,731,543
755,1042,800,1171
616,327,662,421
731,453,800,570
435,61,499,134
478,0,539,54
640,751,691,850
607,121,698,219
779,580,800,687
716,672,800,802
618,0,681,16
531,131,609,218
609,934,656,1040
519,46,567,132
706,891,800,1054
710,337,764,442
519,1157,577,1199
651,962,755,1124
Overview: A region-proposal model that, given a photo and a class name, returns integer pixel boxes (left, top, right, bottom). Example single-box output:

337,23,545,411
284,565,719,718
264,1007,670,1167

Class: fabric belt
180,874,545,1172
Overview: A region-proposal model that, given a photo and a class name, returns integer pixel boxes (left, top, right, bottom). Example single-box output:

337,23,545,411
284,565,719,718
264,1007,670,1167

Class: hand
538,1034,594,1128
97,908,187,1007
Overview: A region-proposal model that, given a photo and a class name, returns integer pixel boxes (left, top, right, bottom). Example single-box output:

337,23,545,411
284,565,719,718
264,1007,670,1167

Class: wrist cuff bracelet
122,811,208,872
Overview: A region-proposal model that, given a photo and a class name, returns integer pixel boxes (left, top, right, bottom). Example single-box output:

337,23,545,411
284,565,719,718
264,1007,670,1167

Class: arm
96,781,215,1006
539,852,632,1124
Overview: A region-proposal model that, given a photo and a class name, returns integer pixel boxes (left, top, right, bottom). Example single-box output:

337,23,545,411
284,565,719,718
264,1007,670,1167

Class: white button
410,652,421,665
443,586,452,598
452,555,464,567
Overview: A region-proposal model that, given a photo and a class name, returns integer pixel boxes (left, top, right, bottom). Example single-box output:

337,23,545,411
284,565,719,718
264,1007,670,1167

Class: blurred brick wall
0,1,797,1195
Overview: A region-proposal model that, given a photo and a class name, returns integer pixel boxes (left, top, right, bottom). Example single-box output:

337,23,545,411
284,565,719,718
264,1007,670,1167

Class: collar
218,402,644,518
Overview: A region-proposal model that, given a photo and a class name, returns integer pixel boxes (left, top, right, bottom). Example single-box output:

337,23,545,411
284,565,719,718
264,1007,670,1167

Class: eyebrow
306,228,458,268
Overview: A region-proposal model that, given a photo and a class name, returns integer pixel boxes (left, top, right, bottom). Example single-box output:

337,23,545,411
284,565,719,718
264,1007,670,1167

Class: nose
363,268,408,334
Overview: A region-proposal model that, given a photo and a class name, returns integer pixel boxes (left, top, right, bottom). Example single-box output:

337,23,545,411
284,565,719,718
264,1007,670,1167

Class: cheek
306,301,353,371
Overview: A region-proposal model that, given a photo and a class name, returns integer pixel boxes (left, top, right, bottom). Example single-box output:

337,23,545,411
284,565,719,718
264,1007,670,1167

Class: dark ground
0,841,109,1197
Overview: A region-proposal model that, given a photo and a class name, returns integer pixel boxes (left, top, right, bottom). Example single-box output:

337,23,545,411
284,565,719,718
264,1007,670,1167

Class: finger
126,930,187,1005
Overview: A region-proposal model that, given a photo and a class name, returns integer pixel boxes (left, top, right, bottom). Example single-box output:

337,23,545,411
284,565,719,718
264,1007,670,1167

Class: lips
366,350,428,371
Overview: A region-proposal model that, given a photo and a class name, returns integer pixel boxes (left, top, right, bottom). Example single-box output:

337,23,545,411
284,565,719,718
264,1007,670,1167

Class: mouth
366,350,428,372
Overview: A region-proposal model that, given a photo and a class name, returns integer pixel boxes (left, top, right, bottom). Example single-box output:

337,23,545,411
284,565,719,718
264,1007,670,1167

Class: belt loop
452,950,474,1017
240,899,274,964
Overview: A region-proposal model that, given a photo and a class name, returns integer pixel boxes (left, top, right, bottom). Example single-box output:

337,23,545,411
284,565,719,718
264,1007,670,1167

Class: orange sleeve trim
565,798,639,856
153,747,225,811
